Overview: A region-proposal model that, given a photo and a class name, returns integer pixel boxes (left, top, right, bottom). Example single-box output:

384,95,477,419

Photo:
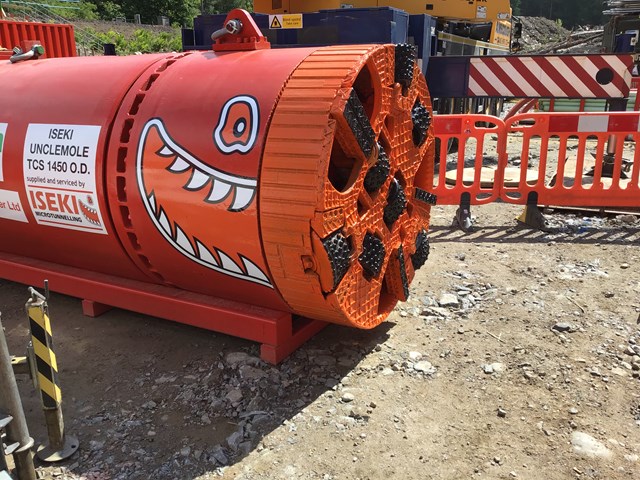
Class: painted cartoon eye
214,95,259,154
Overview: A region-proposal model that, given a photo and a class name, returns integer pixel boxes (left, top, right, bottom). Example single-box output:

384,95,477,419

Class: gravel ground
1,108,639,480
1,201,638,480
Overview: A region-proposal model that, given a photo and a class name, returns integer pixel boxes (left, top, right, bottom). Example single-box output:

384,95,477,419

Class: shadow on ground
429,224,640,245
0,279,390,479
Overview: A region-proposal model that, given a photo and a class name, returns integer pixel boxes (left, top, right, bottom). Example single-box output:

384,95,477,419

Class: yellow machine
254,0,512,47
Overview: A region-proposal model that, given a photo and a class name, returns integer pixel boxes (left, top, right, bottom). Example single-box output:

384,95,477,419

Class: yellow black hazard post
26,284,79,462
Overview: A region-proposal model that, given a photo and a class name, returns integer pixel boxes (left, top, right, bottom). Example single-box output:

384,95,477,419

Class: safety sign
269,13,303,29
23,123,107,234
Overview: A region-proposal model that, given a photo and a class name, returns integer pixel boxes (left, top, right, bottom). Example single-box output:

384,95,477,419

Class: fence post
0,312,36,480
25,286,78,462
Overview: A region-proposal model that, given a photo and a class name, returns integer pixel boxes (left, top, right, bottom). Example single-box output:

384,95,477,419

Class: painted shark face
136,118,272,288
79,196,101,227
213,95,259,155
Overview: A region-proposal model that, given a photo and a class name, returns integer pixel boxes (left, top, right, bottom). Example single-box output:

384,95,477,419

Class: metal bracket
10,356,29,376
517,192,551,231
453,192,473,232
212,9,270,52
586,153,633,179
9,44,44,63
414,187,437,206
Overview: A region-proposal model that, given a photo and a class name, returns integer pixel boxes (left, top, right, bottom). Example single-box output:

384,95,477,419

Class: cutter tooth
184,169,210,191
241,257,270,283
195,240,218,267
167,156,192,173
158,146,174,157
158,208,172,236
147,192,157,214
229,186,256,211
216,249,243,274
174,223,195,255
206,180,233,203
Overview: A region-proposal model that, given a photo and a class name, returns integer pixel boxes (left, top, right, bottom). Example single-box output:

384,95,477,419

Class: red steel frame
0,20,77,58
0,252,327,364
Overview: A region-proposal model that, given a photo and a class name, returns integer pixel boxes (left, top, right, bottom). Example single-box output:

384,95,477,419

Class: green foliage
202,0,253,14
79,0,252,24
511,0,521,16
91,28,182,54
21,0,98,20
95,1,124,20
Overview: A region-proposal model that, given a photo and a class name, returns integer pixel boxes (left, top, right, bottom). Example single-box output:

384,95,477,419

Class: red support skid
0,252,327,364
81,299,113,317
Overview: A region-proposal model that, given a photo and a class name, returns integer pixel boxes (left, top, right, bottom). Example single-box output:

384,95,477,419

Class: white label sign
0,189,27,223
476,6,487,19
23,124,107,234
0,123,7,182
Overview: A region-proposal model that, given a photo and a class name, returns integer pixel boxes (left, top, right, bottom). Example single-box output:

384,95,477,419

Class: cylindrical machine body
0,41,434,328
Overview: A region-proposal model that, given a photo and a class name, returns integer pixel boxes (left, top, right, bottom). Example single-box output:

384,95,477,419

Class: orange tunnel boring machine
0,11,435,345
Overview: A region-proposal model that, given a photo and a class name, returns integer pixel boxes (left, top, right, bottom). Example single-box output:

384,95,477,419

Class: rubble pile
519,16,604,54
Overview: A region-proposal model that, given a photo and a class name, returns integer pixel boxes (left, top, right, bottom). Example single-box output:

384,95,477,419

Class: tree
84,0,250,24
511,0,521,16
202,0,252,14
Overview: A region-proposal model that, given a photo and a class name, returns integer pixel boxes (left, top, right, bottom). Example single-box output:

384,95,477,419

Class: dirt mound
519,16,571,53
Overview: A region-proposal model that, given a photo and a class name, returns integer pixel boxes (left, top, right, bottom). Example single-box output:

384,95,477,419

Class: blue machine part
615,33,636,53
183,8,437,75
425,56,471,98
186,8,408,48
408,14,437,71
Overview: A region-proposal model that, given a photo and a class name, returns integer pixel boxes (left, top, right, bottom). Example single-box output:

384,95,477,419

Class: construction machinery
184,1,514,116
604,1,640,55
254,0,513,48
0,2,636,363
0,9,435,363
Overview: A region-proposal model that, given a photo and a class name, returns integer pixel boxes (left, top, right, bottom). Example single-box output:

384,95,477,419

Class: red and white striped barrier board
468,55,634,99
547,113,640,132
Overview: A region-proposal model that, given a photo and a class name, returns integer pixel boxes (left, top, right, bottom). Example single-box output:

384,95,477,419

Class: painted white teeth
207,180,233,203
195,240,218,267
148,192,157,214
158,209,172,236
185,169,210,191
242,257,270,283
174,224,195,255
139,119,273,287
216,249,243,274
167,157,191,173
230,187,255,211
158,146,174,157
